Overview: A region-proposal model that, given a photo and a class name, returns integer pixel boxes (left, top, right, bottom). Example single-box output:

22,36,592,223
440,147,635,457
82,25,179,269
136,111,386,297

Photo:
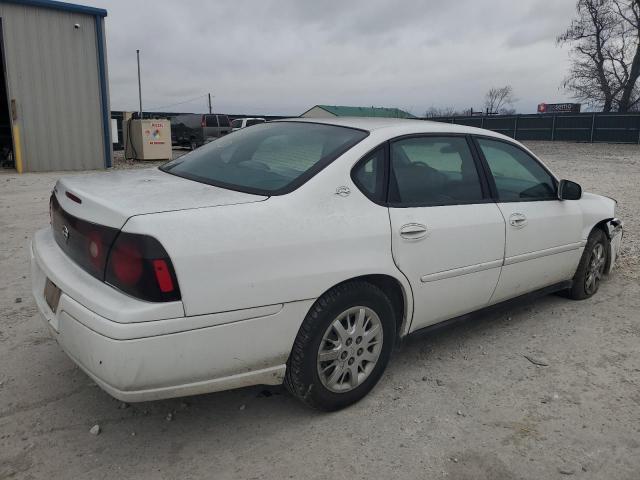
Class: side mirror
558,179,582,200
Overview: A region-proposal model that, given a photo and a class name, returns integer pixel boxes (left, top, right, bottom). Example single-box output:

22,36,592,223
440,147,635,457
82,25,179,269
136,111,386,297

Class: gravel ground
0,142,638,480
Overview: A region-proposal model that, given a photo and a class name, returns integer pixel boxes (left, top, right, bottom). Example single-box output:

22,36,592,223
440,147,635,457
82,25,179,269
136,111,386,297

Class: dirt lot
1,142,639,480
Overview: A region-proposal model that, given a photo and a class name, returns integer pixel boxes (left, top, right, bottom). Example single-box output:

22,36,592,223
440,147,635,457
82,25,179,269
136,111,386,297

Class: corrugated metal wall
0,3,107,171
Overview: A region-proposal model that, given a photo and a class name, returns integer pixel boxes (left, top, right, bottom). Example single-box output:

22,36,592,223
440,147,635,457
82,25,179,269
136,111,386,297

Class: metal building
0,0,110,172
300,105,415,119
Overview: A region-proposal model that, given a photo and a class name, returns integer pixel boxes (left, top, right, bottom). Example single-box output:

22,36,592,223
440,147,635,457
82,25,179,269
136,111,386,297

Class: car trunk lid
55,167,267,228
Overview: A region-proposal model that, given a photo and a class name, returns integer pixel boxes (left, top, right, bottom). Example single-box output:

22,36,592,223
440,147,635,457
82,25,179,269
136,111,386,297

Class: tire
284,281,397,411
565,229,609,300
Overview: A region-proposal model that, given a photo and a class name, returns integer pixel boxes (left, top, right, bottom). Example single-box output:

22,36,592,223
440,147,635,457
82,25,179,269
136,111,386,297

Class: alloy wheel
585,242,606,295
316,306,383,393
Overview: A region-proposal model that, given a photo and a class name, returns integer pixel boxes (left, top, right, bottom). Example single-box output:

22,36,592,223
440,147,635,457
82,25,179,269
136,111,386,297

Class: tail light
105,232,181,302
50,193,180,303
50,194,119,279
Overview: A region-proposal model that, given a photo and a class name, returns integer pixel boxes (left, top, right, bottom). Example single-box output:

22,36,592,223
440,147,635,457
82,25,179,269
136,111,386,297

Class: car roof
276,116,513,141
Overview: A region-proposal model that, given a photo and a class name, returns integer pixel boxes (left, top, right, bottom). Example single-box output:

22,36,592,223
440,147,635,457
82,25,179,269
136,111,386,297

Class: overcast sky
83,0,578,116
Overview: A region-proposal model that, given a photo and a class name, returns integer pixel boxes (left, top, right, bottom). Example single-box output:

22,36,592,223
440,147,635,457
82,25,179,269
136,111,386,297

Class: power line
146,94,209,111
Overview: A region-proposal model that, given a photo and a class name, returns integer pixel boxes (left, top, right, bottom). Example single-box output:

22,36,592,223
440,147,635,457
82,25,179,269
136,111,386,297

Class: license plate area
44,278,62,313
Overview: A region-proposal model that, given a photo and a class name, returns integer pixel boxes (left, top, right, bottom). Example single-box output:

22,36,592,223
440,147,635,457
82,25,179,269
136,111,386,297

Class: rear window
231,119,243,129
217,115,230,127
205,115,217,127
161,122,368,195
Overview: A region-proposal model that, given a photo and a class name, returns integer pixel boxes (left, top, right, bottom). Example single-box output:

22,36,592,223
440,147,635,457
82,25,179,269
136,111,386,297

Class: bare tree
613,0,640,111
558,0,640,112
484,86,516,114
423,106,461,117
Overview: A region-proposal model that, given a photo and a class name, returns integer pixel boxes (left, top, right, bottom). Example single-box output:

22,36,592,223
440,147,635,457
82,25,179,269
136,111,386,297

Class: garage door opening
0,19,14,170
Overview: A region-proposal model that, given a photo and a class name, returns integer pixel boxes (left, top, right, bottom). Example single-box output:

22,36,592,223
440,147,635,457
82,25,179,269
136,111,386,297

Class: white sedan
31,118,623,410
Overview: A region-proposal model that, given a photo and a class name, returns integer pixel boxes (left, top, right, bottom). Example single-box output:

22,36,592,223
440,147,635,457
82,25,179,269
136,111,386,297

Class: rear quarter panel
122,136,410,318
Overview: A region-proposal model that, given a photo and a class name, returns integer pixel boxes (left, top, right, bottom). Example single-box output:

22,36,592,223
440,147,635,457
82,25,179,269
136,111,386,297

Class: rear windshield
161,122,368,195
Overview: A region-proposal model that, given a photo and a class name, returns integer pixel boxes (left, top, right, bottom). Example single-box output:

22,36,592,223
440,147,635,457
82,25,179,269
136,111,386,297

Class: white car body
230,117,266,131
31,118,623,402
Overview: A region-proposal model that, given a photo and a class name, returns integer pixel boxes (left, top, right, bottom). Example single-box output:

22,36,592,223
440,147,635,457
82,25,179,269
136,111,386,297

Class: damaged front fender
604,218,624,274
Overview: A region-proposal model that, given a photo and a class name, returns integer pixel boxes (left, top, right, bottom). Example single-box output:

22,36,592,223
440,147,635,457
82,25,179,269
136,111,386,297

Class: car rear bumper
31,228,312,402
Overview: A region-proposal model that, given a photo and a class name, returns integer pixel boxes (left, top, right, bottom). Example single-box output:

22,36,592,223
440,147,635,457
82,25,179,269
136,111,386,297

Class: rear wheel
565,229,608,300
285,281,396,411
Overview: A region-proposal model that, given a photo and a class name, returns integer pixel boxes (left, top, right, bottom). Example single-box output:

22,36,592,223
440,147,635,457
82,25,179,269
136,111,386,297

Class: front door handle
509,213,528,228
400,223,428,239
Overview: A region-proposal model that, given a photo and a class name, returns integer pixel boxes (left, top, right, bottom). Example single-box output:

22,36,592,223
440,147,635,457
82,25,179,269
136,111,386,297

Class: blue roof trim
0,0,107,17
94,16,111,168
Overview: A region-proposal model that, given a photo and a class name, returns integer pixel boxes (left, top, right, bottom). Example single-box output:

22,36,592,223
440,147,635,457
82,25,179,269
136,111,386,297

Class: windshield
161,122,368,195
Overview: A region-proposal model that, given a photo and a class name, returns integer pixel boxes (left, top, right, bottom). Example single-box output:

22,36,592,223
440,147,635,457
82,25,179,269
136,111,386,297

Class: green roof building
300,105,415,119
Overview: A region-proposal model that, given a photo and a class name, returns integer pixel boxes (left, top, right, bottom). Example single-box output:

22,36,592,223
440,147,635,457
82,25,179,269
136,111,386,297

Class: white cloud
85,0,578,115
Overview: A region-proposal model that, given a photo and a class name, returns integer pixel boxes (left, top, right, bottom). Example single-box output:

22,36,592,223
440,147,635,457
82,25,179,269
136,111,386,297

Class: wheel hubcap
585,242,606,295
317,306,383,393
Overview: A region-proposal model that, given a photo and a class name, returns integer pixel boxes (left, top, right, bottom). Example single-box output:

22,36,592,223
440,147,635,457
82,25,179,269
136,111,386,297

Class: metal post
136,49,142,118
590,112,596,142
513,115,519,139
208,93,212,114
551,114,556,141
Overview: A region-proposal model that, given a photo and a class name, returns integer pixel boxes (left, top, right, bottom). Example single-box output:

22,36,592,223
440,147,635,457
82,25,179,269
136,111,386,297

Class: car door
386,135,506,331
473,136,583,303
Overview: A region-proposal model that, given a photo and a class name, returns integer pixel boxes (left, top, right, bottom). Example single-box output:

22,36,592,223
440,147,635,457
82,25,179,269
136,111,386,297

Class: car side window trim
471,135,559,203
350,133,497,208
467,134,498,200
350,143,389,205
387,133,493,208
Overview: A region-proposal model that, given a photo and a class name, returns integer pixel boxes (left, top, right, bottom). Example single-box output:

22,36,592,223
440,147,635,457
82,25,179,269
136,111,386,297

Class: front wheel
285,281,396,411
566,229,609,300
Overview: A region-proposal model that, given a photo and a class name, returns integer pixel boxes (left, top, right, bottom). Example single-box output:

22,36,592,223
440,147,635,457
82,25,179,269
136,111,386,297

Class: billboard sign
537,103,581,114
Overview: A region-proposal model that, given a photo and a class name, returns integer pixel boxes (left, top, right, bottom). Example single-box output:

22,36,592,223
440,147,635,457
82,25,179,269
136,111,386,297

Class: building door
0,19,15,170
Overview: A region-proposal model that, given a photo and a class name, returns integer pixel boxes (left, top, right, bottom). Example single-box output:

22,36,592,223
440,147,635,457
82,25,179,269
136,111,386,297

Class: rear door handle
509,213,528,228
400,223,428,239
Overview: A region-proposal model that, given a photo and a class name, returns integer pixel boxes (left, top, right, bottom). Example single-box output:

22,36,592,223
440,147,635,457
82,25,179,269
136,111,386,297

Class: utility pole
136,49,143,118
208,93,212,114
